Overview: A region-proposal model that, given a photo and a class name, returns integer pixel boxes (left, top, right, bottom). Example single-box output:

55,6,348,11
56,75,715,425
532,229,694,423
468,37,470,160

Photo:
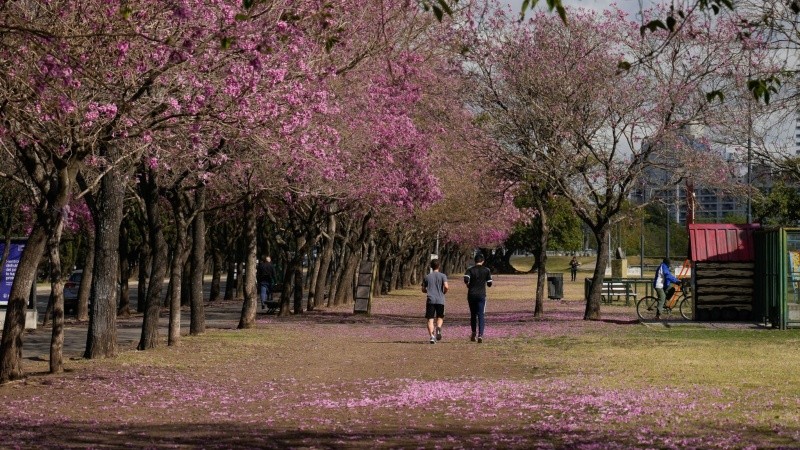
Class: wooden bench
600,282,637,305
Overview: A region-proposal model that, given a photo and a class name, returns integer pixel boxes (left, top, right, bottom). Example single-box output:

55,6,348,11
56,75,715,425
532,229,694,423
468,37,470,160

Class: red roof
688,223,760,262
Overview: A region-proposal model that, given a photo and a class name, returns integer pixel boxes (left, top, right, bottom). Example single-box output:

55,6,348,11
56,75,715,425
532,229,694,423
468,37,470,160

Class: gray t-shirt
423,271,448,305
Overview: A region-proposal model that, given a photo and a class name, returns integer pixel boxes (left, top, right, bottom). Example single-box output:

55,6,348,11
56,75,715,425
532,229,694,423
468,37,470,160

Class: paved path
16,279,761,361
20,283,249,360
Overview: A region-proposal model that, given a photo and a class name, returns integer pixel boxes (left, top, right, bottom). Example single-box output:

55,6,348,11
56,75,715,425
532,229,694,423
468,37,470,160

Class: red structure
688,223,761,321
688,223,760,262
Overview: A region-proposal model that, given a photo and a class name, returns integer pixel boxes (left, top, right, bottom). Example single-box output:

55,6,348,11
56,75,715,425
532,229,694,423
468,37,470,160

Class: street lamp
666,201,671,259
746,103,753,224
640,184,646,277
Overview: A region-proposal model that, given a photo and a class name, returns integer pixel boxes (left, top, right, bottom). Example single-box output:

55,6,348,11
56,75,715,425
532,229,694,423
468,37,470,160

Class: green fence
754,228,800,329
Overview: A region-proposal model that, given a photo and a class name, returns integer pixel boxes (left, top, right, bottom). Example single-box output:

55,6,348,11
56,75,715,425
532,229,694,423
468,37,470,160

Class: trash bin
547,273,563,299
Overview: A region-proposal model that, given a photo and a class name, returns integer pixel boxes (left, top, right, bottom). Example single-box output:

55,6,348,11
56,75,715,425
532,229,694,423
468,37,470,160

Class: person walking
422,259,449,344
464,253,493,343
569,256,581,282
257,256,277,309
653,257,680,320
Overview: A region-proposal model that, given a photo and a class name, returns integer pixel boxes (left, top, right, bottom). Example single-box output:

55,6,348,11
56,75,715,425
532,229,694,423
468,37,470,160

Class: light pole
746,100,753,224
665,194,671,260
640,184,646,277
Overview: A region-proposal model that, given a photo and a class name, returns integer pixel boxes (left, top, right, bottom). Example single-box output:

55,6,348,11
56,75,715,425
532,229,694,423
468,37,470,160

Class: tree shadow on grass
289,311,422,327
0,421,577,449
600,318,640,325
0,419,791,449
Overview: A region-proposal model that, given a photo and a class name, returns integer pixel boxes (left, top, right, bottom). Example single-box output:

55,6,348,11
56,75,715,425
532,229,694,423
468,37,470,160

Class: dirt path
1,274,782,449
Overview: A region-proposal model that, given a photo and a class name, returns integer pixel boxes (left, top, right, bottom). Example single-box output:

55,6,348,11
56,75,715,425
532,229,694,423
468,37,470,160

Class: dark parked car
63,270,82,314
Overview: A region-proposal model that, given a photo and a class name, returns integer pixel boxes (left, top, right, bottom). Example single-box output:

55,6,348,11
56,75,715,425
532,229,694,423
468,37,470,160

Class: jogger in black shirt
463,253,493,343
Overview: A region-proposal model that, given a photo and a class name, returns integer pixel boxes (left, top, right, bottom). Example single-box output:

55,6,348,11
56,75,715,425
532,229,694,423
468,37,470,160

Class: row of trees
3,0,800,383
0,1,519,383
458,0,790,318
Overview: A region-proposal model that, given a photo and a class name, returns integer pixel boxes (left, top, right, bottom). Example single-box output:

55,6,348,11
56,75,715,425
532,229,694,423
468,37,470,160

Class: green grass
510,255,665,277
507,327,800,391
9,274,800,449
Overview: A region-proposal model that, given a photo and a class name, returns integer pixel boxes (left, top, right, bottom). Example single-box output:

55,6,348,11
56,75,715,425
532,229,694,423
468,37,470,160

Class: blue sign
0,241,25,306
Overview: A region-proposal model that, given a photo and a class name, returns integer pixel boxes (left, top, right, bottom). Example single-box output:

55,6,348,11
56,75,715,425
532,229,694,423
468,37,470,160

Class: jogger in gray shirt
422,259,449,344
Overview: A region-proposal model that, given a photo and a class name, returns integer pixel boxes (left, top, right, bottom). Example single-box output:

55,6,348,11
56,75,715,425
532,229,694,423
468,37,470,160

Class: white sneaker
429,335,436,344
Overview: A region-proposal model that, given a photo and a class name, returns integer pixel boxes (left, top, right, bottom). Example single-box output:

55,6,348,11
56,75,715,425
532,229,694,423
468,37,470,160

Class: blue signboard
0,240,26,306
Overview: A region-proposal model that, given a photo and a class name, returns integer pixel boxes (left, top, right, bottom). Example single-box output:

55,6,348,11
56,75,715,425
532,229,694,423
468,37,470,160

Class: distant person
464,253,493,343
422,259,449,344
569,256,581,282
257,256,277,309
653,257,680,320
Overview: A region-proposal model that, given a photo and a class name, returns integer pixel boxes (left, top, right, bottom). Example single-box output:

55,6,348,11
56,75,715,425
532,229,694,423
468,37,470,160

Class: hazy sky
506,0,660,18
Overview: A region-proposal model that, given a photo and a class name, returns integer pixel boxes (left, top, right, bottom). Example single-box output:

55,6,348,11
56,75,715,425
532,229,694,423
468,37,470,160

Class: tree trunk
584,225,611,320
163,250,173,308
307,248,321,310
181,262,191,307
167,210,188,346
314,214,336,308
85,145,124,359
224,259,236,300
334,249,359,305
401,256,415,288
292,234,307,314
238,199,258,329
138,165,168,350
329,246,346,306
279,232,309,316
236,260,245,299
117,222,131,318
534,207,549,318
136,236,149,314
77,231,95,321
210,246,222,302
389,259,400,293
48,218,66,374
293,265,304,315
0,224,48,382
373,258,385,297
189,187,206,335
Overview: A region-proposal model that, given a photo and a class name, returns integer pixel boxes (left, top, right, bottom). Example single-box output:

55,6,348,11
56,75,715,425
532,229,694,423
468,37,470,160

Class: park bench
600,281,637,305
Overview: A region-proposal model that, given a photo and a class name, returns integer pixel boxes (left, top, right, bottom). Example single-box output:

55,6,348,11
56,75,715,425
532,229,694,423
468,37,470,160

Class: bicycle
636,279,693,321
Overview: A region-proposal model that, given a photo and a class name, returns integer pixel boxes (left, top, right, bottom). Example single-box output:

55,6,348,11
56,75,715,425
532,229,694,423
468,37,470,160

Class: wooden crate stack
694,261,755,321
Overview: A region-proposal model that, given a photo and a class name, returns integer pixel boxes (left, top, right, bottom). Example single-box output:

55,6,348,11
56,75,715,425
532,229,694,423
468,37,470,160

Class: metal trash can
547,273,563,299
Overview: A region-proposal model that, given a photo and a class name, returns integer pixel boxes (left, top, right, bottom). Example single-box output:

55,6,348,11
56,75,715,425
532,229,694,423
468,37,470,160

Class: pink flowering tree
0,0,345,378
254,1,482,313
0,0,125,379
462,4,764,320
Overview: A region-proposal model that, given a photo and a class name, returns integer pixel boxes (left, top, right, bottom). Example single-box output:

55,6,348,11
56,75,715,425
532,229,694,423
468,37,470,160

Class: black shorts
425,303,445,319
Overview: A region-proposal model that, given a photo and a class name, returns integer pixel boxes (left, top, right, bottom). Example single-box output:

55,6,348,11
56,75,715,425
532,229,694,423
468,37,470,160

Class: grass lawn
1,273,799,448
512,255,672,280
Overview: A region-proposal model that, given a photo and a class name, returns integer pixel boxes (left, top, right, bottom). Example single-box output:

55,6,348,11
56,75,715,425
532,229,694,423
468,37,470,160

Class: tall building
796,110,800,155
634,139,751,225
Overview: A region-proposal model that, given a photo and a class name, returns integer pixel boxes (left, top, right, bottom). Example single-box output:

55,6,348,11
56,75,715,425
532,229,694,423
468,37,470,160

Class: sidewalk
19,283,248,360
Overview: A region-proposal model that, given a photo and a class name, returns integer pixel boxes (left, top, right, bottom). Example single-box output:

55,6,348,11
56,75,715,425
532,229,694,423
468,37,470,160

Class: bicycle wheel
636,296,659,321
679,295,694,321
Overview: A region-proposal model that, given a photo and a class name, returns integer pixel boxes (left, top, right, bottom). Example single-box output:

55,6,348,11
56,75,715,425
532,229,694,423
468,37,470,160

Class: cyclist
653,257,680,320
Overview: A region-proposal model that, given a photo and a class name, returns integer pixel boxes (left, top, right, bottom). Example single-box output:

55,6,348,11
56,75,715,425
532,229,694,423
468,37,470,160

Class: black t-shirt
257,262,276,283
464,265,493,299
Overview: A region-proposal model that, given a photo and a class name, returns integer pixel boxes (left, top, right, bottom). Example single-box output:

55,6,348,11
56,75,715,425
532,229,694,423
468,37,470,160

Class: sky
501,0,798,155
506,0,658,19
